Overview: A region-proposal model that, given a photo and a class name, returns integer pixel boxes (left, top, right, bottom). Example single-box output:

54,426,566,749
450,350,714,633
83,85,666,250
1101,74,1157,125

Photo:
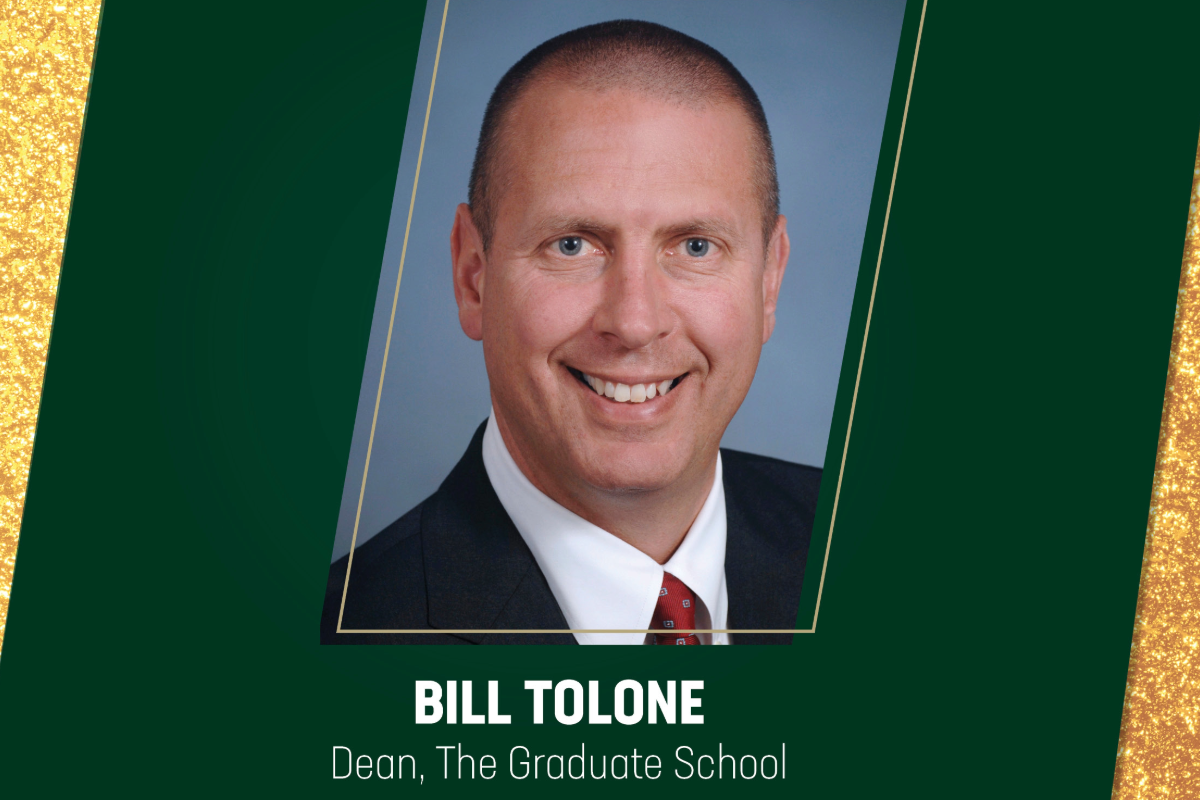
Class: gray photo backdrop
331,0,906,560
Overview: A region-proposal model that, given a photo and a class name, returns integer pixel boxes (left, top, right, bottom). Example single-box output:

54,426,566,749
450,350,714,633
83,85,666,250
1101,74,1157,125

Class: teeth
581,372,679,403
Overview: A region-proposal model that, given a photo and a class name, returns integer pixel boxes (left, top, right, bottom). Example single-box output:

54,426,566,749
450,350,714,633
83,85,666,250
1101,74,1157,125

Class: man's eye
684,238,710,257
557,236,584,256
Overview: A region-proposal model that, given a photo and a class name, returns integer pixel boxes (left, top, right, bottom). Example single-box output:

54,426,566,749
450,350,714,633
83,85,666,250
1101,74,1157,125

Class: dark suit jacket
321,422,821,645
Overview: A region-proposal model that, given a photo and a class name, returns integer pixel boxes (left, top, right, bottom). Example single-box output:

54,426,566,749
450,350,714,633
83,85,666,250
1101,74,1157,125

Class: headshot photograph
322,0,908,645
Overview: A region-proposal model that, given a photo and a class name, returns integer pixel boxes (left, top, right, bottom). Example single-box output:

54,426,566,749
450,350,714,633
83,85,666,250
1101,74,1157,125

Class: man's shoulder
719,449,822,642
320,501,455,644
319,420,572,645
720,447,822,515
335,501,425,579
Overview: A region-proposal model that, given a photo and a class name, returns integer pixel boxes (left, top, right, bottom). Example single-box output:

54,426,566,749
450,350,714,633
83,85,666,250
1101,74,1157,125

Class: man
322,19,821,645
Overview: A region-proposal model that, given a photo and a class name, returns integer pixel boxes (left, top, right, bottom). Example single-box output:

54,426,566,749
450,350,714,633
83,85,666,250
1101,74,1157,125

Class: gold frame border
335,0,928,635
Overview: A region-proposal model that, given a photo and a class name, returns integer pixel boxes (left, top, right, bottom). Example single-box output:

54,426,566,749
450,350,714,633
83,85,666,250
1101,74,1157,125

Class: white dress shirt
481,412,730,645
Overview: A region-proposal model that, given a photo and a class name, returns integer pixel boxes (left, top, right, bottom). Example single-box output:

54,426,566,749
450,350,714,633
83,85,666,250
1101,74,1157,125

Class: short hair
468,19,780,250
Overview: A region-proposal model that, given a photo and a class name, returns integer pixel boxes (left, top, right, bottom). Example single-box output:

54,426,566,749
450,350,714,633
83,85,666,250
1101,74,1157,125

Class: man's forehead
492,80,761,227
503,76,754,149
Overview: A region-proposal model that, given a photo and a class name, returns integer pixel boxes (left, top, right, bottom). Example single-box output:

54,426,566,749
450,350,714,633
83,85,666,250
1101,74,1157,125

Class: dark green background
2,1,1195,796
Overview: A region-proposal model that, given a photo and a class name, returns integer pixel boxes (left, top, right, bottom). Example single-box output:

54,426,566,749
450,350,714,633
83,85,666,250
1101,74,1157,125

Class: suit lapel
422,423,574,644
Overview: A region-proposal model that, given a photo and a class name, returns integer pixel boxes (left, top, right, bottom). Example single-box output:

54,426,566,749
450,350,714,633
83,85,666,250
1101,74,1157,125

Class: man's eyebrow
529,216,616,237
523,216,746,246
658,218,743,244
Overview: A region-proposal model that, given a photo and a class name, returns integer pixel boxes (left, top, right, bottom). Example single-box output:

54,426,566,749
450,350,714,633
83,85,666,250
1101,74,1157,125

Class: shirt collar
481,411,727,645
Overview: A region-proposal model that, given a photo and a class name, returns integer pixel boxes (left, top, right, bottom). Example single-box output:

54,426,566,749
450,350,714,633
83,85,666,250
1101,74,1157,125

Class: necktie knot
651,572,701,645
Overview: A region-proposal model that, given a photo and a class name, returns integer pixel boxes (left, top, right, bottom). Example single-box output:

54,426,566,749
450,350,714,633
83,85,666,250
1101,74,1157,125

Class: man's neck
493,415,717,565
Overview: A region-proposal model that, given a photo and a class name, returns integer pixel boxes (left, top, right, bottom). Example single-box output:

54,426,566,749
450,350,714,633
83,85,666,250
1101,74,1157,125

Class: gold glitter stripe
1111,139,1200,798
0,2,101,656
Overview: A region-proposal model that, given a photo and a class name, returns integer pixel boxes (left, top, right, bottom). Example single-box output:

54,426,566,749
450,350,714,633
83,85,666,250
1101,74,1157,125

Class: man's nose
592,249,673,350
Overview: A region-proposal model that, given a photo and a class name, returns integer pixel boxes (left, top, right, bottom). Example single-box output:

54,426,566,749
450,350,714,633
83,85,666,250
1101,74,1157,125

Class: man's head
451,20,789,512
468,19,780,251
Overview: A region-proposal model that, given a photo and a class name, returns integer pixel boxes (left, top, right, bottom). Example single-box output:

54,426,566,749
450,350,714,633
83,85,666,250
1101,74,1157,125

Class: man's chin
572,443,703,496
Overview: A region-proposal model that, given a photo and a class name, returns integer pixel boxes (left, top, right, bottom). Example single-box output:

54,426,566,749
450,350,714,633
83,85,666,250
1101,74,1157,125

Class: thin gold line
337,0,451,632
339,629,803,635
810,0,927,630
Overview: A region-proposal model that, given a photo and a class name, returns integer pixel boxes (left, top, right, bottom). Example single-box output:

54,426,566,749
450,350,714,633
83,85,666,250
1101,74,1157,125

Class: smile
567,368,686,404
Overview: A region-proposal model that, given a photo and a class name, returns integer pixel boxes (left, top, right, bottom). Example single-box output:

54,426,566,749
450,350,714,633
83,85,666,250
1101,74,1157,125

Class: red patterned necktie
651,572,701,645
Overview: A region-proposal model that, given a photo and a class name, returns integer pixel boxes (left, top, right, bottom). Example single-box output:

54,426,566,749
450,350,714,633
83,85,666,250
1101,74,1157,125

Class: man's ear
451,203,486,341
762,214,790,343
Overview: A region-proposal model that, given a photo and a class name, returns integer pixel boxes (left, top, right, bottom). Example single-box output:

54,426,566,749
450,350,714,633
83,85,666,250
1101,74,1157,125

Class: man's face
452,79,788,504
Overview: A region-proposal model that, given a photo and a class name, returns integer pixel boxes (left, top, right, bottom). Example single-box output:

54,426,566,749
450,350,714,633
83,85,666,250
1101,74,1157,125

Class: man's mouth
567,367,686,404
